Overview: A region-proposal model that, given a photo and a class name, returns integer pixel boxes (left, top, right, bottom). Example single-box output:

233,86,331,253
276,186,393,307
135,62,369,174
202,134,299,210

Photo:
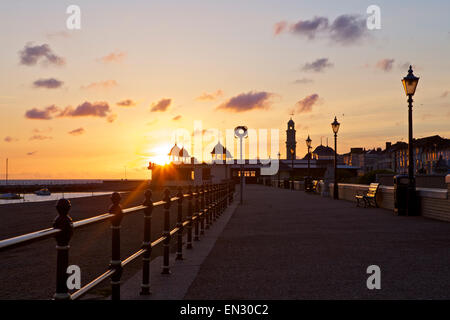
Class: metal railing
0,181,235,300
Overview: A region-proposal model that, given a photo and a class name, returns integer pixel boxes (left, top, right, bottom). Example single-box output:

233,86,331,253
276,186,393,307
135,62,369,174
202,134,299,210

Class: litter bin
394,175,410,216
304,176,312,192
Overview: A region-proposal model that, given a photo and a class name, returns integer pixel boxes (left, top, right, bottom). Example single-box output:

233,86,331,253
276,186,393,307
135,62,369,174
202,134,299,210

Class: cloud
294,94,319,113
196,90,224,101
33,127,52,133
27,151,37,156
25,105,59,120
117,99,137,107
19,43,65,66
328,15,368,45
4,136,18,142
293,78,313,84
290,16,329,39
151,98,172,112
81,80,118,90
107,114,117,123
46,31,71,39
376,59,395,72
68,128,85,136
277,14,369,45
33,78,63,89
58,101,111,118
172,115,182,121
274,21,288,35
301,58,333,72
97,51,126,63
29,135,52,141
440,91,449,98
217,91,273,112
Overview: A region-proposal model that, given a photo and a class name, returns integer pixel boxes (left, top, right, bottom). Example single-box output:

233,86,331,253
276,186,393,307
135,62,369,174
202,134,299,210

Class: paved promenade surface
183,185,450,299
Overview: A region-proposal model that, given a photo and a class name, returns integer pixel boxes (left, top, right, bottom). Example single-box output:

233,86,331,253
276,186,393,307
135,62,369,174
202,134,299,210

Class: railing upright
109,192,124,300
205,184,211,229
176,187,184,260
194,185,200,241
140,190,153,295
200,185,205,235
162,189,171,275
186,185,193,249
53,198,73,300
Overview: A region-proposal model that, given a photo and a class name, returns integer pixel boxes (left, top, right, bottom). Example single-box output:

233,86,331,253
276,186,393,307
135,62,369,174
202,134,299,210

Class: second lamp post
331,117,340,200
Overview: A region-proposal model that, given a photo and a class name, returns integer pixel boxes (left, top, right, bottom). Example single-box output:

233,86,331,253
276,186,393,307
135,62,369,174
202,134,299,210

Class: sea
0,179,103,185
0,191,116,205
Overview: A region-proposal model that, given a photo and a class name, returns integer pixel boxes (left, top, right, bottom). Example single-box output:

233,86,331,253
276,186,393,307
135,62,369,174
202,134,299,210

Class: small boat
0,193,22,200
35,188,51,196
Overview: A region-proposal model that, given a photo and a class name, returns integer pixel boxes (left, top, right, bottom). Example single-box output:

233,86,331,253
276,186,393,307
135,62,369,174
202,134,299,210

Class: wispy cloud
172,115,182,121
290,16,329,39
4,136,18,142
301,58,333,72
29,135,52,141
376,59,395,72
25,105,59,120
293,78,313,84
275,14,369,45
117,99,137,107
46,31,71,39
58,101,111,118
26,151,37,156
68,128,85,136
294,94,319,113
440,91,449,98
81,80,118,90
33,78,63,89
19,43,65,66
273,21,288,35
151,98,172,112
217,91,273,112
196,90,224,101
97,51,126,63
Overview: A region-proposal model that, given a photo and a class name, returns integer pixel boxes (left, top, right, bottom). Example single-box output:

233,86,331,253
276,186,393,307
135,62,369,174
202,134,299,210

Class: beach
0,187,186,299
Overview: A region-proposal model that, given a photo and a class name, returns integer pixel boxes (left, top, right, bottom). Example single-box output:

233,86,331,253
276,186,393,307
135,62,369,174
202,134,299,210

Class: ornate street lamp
234,126,248,205
305,135,312,192
402,65,419,215
331,117,340,200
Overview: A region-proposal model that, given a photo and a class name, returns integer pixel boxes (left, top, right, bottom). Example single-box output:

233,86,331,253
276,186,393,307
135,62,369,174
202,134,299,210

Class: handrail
0,182,236,300
0,195,189,252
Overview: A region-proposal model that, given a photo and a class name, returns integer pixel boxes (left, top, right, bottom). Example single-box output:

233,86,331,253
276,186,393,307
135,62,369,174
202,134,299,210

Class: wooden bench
355,183,380,208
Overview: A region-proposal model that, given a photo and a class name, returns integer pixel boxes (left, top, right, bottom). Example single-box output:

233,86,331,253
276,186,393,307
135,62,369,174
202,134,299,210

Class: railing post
53,198,73,300
213,184,218,221
200,185,205,235
186,185,193,249
205,184,210,229
176,187,184,260
109,192,123,300
228,181,233,205
224,183,228,210
162,189,171,274
140,189,153,295
194,185,200,241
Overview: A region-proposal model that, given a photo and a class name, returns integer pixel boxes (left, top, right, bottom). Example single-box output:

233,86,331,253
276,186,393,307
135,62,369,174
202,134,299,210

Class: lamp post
306,135,312,192
402,65,419,215
277,152,281,186
331,117,340,200
234,126,248,205
290,148,295,190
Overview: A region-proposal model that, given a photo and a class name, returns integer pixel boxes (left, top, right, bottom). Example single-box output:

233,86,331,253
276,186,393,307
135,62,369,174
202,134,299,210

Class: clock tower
286,118,296,160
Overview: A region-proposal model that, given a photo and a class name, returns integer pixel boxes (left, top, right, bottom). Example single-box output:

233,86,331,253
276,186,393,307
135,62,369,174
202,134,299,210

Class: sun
148,144,171,166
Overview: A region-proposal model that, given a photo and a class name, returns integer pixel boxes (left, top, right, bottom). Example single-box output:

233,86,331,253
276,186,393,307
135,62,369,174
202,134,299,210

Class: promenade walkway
124,184,450,300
